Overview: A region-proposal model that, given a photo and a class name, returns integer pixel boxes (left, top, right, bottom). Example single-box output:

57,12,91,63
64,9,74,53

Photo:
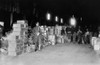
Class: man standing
85,29,90,44
73,32,77,43
0,25,3,48
77,29,82,44
32,22,40,51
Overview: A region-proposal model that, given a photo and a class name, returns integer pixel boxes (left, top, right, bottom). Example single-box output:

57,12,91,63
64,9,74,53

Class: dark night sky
0,0,100,29
35,0,100,26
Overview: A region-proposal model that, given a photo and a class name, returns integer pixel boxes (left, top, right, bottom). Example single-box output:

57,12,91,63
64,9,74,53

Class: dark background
0,0,100,32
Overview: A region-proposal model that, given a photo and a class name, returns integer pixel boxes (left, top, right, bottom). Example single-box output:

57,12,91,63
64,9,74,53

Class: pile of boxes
7,20,28,56
55,25,65,44
91,36,100,54
47,27,56,45
5,24,72,56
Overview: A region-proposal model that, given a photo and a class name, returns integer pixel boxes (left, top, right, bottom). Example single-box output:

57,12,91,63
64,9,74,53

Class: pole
10,12,13,26
10,6,15,27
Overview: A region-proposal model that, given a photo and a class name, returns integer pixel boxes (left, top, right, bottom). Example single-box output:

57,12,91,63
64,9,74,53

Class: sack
94,45,100,50
26,46,31,53
30,45,35,52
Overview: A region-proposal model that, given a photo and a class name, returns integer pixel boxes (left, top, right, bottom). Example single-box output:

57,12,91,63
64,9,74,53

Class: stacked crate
93,38,100,54
55,26,63,44
7,20,28,56
16,20,28,55
48,27,56,45
7,32,17,56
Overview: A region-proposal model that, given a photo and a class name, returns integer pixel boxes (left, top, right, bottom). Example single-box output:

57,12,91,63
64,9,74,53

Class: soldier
38,32,44,50
61,26,65,35
85,29,90,44
32,22,40,51
77,28,82,44
73,32,77,43
0,25,3,48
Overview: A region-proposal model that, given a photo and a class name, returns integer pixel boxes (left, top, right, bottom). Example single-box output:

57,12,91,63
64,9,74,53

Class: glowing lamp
55,16,58,22
70,17,76,27
46,13,51,21
61,18,63,23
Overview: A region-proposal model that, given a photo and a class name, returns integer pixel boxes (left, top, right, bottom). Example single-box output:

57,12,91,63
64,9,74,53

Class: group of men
27,22,96,52
68,29,92,45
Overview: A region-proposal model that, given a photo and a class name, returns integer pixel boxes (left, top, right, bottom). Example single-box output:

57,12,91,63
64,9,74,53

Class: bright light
46,13,51,20
70,17,76,27
0,22,4,26
60,18,63,23
36,22,39,26
55,16,58,22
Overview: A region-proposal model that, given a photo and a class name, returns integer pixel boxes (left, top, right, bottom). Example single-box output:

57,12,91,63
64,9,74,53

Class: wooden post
10,12,13,26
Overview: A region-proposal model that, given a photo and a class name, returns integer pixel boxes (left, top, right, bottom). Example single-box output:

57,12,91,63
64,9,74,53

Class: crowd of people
0,21,100,55
27,22,99,52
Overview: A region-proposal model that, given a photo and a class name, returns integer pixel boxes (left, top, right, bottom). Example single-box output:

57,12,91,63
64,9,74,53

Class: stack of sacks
55,25,62,36
17,20,28,26
10,20,28,56
48,35,55,45
13,24,23,36
94,38,100,54
26,44,35,53
26,45,31,53
16,40,24,55
17,20,28,43
91,37,97,47
28,37,35,52
39,26,45,49
0,37,8,55
1,37,8,50
7,33,17,56
56,35,64,44
48,27,56,45
42,28,48,47
55,26,63,44
49,27,54,35
30,45,35,52
13,24,23,56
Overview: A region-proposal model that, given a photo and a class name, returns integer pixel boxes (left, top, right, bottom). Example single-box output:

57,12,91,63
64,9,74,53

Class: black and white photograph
0,0,100,65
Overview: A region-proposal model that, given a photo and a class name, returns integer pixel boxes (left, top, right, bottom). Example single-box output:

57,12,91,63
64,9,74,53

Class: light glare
55,16,58,22
46,13,51,20
61,18,63,23
70,17,76,27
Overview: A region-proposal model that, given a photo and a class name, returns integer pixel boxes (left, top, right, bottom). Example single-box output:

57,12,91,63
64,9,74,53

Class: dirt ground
0,43,100,65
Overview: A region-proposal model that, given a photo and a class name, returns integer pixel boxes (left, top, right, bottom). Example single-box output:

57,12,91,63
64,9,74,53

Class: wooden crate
13,24,24,28
48,35,56,45
17,20,27,24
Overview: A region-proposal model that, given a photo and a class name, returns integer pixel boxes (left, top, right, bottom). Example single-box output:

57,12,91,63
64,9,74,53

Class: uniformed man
85,29,90,44
0,25,3,48
77,29,82,44
32,22,40,51
73,32,77,43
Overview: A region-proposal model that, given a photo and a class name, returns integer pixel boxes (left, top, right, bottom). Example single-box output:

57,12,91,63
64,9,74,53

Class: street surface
0,43,100,65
